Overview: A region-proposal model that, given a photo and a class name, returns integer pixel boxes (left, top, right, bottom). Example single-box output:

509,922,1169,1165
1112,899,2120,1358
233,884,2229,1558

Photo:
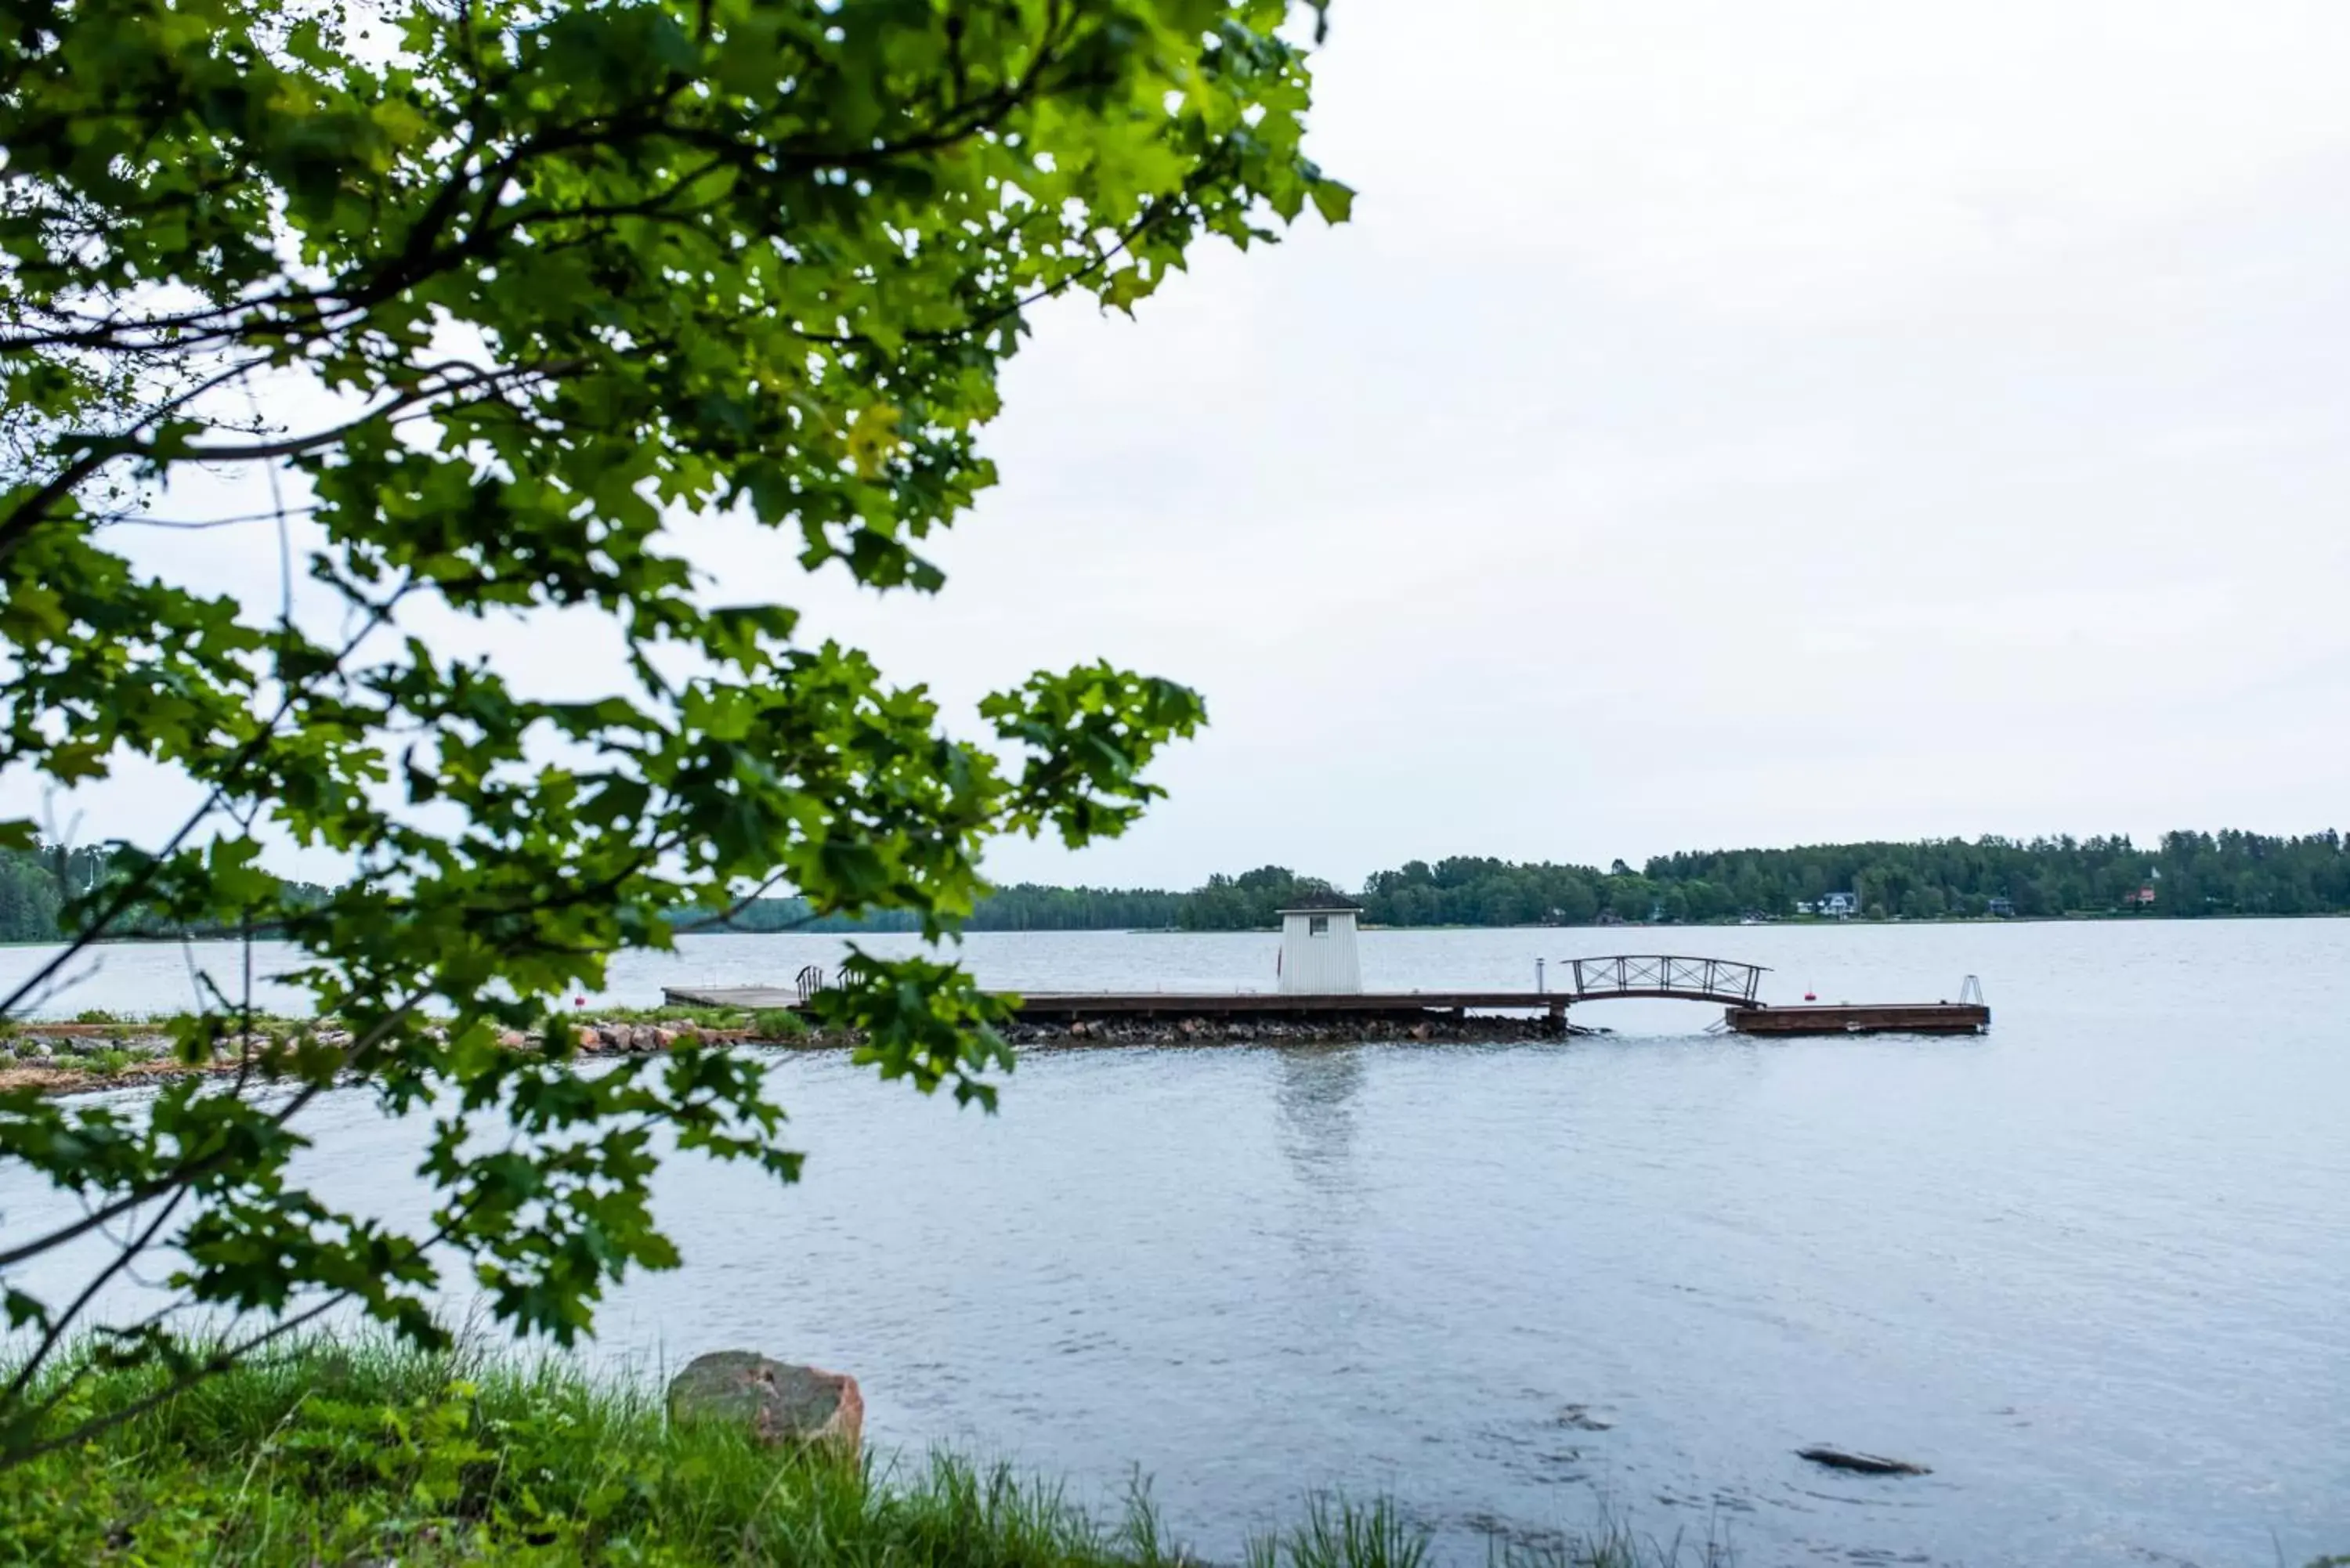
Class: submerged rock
666,1351,862,1452
1796,1446,1930,1476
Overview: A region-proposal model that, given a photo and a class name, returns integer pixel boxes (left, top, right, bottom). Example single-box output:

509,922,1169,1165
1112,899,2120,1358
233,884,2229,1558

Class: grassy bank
0,1339,1721,1567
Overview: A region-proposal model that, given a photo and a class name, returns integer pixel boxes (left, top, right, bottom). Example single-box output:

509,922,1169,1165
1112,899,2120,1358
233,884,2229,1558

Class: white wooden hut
1277,892,1363,995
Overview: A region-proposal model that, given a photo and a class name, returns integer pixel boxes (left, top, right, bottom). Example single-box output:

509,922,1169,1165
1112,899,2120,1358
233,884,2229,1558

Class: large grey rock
666,1351,862,1452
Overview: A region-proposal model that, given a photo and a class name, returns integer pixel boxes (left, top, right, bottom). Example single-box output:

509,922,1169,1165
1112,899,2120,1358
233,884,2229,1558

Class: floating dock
663,953,1990,1039
1723,1002,1990,1035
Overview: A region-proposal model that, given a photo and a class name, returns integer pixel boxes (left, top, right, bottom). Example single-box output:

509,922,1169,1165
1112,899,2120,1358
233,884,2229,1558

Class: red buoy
1803,990,1817,1002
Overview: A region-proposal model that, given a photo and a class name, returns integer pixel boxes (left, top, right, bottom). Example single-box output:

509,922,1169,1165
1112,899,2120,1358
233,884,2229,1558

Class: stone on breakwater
549,1021,711,1054
666,1351,862,1452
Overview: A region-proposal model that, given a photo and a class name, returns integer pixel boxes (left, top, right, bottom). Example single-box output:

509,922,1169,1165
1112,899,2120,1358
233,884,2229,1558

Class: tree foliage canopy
0,0,1344,1461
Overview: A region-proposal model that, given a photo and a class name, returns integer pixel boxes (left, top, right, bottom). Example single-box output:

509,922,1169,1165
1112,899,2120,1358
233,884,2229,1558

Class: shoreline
7,1335,2334,1568
0,1335,1719,1568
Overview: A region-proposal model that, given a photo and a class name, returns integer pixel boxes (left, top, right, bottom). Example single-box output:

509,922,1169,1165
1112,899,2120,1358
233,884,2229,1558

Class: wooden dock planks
663,986,1570,1018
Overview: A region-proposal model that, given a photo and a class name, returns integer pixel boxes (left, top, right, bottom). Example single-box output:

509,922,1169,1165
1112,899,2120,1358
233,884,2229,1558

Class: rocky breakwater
0,1016,759,1097
535,1013,1593,1052
1005,1013,1600,1047
0,1008,1586,1098
0,1021,246,1094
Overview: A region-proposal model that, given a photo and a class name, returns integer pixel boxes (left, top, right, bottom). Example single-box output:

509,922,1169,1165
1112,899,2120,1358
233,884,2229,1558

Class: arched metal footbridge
1553,955,1766,1007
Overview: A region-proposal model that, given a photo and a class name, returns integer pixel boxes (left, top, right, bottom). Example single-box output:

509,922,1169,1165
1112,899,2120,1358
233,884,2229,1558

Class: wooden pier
663,984,1584,1023
663,954,1990,1039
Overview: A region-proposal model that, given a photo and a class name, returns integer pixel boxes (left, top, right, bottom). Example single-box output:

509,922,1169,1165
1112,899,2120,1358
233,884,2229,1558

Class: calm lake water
5,921,2348,1565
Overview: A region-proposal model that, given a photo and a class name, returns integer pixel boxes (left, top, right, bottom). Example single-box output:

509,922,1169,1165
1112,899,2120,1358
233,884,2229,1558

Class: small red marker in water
575,996,587,1007
1804,990,1817,1002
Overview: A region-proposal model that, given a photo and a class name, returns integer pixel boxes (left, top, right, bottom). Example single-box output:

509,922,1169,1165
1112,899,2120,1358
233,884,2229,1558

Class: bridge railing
794,963,852,1004
1566,956,1766,1004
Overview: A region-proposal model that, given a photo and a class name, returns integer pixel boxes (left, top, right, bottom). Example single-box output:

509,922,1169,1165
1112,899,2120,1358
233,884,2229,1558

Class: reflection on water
1271,1045,1369,1335
1274,1043,1364,1183
3,921,2348,1565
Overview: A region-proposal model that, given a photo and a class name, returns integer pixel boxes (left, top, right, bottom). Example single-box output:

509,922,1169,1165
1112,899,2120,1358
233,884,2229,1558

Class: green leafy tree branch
0,0,1347,1461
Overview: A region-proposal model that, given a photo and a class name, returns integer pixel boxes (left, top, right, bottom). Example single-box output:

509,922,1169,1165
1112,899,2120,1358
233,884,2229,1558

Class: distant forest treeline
7,831,2350,945
0,844,336,946
639,829,2350,930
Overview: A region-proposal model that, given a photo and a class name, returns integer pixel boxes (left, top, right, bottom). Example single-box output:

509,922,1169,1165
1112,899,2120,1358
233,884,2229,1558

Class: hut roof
1277,891,1364,914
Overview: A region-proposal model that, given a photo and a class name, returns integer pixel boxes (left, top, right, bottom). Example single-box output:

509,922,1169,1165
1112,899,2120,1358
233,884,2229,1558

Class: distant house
1987,896,2016,919
1278,892,1363,995
2124,884,2157,909
1819,891,1860,919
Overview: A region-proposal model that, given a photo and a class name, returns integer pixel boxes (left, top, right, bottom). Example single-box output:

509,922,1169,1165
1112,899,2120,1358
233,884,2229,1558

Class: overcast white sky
24,1,2350,891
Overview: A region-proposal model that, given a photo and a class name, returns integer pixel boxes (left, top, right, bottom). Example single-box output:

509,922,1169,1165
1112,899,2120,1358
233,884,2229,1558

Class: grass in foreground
0,1339,1726,1566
